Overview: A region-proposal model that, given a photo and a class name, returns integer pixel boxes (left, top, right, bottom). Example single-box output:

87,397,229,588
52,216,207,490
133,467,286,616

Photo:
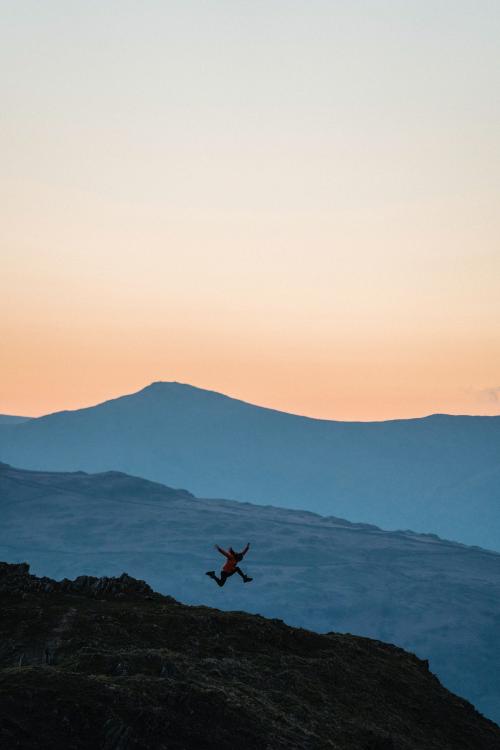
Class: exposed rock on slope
0,561,158,599
1,563,499,750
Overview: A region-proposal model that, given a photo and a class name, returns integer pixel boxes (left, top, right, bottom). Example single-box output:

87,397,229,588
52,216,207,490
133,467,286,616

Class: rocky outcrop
1,562,499,749
0,561,161,599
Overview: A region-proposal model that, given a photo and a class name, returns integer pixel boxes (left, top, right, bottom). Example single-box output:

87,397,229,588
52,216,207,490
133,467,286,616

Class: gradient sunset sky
2,1,499,420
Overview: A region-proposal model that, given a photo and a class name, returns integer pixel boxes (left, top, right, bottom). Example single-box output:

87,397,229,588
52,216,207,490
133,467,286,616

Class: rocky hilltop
0,562,499,750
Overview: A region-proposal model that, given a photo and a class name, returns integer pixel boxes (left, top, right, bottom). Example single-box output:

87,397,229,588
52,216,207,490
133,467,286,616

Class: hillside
1,561,499,750
0,382,499,549
0,414,31,425
2,462,500,724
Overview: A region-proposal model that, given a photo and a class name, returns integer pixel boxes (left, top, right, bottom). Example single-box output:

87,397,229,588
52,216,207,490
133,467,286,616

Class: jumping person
206,543,253,586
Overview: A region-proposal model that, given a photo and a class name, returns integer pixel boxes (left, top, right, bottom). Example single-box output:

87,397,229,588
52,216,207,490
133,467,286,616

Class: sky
2,1,499,421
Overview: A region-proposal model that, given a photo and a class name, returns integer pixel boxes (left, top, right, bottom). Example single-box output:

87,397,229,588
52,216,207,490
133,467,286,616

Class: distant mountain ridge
0,381,499,549
2,461,500,723
0,414,31,425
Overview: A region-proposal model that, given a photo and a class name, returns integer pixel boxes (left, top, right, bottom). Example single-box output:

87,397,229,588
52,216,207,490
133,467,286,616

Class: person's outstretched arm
215,544,230,558
241,542,250,557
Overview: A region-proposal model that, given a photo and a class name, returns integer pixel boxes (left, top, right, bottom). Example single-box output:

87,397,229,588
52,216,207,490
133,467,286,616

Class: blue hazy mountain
1,461,499,724
0,381,499,549
0,414,31,425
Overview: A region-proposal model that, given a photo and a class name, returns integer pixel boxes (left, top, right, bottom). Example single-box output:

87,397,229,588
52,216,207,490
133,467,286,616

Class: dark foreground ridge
1,563,498,750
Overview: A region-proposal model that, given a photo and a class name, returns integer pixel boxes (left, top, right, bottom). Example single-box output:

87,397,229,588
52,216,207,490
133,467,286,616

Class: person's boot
243,575,253,583
206,571,216,579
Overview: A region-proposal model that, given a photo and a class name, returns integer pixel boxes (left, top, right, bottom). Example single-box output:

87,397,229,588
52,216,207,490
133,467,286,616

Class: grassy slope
1,564,499,750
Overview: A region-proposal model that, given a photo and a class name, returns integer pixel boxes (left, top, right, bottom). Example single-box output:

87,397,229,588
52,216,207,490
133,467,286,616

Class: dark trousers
214,567,246,587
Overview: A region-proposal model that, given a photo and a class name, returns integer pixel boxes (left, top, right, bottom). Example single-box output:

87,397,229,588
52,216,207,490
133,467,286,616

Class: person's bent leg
206,570,226,586
235,567,253,583
206,570,221,586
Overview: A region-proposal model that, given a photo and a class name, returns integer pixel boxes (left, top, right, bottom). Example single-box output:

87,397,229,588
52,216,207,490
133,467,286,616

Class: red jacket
216,544,250,573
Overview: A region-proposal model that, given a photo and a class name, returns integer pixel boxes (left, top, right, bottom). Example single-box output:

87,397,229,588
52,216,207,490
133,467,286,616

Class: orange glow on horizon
2,3,499,422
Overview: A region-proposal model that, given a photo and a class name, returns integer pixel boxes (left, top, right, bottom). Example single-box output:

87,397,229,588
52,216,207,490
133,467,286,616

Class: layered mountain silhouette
1,561,499,749
1,382,499,549
2,462,500,723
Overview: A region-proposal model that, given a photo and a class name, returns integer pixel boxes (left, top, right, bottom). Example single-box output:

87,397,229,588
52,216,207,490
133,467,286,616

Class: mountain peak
132,381,249,409
140,381,226,397
145,380,192,389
